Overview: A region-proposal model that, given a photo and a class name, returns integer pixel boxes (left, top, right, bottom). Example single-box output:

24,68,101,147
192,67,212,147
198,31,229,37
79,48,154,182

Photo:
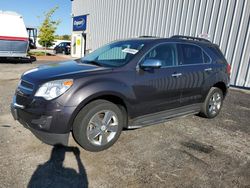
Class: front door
134,43,183,117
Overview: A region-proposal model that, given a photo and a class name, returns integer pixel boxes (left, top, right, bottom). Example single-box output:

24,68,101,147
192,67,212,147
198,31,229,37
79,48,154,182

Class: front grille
20,80,34,91
16,94,32,106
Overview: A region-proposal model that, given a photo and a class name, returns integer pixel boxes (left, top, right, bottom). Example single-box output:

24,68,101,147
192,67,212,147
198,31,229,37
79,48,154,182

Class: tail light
227,63,231,76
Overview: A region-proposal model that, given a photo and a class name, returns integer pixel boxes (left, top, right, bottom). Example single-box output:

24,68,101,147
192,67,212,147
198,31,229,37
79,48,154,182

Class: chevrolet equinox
11,35,230,151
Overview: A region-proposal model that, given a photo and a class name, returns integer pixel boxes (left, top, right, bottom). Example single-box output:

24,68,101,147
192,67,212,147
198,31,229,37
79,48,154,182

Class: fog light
31,116,52,130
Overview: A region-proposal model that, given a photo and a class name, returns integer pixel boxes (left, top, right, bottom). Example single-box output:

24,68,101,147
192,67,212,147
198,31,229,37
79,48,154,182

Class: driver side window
144,43,176,67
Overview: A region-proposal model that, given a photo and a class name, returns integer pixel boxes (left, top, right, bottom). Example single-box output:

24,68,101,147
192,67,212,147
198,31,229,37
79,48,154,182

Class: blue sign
73,15,87,31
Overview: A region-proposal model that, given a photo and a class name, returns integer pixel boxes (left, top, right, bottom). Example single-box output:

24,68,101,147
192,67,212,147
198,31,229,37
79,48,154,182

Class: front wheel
200,87,224,118
73,100,124,152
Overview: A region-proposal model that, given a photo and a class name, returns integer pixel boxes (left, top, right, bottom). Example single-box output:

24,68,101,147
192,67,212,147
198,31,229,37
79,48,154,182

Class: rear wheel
73,100,124,152
200,87,224,118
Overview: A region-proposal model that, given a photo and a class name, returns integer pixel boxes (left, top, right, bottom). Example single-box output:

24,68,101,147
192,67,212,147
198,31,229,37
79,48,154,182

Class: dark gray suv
54,42,71,55
11,36,230,151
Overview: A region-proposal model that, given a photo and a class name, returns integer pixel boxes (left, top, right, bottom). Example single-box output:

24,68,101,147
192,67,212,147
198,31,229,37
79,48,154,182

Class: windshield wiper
82,60,103,67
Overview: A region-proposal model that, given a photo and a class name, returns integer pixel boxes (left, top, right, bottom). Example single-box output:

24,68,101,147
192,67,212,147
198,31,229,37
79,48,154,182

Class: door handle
172,73,182,77
204,68,212,72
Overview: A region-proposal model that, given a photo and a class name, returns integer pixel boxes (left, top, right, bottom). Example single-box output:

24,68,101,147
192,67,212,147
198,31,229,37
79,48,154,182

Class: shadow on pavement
28,145,88,188
0,56,36,64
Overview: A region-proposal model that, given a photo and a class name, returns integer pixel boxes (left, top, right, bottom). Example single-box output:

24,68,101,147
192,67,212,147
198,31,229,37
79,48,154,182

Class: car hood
21,60,111,83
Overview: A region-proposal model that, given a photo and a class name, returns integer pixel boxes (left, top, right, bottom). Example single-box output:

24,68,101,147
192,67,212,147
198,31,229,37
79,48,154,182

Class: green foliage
38,6,60,48
62,35,71,40
28,51,47,56
54,34,71,40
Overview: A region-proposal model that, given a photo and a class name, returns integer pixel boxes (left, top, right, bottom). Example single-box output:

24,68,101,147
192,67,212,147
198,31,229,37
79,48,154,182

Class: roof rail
139,35,157,38
171,35,211,43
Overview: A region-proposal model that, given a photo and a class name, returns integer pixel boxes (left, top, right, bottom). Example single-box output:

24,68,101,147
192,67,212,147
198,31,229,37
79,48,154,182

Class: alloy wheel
208,92,222,115
86,110,119,146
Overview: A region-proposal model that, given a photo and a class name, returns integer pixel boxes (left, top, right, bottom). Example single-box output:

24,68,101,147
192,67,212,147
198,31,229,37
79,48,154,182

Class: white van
0,11,30,58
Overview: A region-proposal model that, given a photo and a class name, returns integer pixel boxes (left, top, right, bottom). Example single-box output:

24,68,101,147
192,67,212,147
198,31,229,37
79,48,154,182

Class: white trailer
0,11,29,58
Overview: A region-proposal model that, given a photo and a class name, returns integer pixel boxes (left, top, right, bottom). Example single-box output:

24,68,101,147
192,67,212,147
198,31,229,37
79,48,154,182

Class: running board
128,104,201,129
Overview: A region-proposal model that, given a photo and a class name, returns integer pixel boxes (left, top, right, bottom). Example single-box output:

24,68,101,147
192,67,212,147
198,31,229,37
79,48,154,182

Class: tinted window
209,46,226,60
179,44,203,65
143,43,176,67
203,52,211,64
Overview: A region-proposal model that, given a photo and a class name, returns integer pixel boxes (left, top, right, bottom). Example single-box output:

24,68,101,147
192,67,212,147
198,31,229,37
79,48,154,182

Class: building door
71,33,85,58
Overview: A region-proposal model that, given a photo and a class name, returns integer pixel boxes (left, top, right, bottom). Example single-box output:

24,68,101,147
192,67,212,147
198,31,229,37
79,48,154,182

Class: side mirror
140,59,162,69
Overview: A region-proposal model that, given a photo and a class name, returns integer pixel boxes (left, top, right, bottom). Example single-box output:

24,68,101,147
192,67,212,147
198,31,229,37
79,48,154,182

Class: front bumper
11,96,76,146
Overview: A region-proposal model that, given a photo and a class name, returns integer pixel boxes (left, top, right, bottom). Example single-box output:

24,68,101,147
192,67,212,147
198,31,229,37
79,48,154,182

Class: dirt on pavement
0,59,249,188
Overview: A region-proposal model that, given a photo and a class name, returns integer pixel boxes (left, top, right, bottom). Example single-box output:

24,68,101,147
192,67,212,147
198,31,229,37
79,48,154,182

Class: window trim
202,50,211,64
137,42,212,69
138,42,179,69
177,43,212,66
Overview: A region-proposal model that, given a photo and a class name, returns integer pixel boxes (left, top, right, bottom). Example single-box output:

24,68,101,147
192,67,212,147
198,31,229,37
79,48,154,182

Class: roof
0,11,28,38
0,11,22,17
121,35,215,47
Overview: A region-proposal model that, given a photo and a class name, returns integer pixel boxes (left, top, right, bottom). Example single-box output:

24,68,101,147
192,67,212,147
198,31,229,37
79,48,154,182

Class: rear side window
209,46,226,61
178,44,203,65
203,52,211,64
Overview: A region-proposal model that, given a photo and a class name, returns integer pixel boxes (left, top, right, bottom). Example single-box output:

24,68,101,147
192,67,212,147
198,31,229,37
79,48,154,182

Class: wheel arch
213,82,228,97
69,92,130,130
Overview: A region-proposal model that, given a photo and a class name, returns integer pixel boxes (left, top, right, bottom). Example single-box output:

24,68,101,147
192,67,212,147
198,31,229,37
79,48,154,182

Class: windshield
81,41,145,67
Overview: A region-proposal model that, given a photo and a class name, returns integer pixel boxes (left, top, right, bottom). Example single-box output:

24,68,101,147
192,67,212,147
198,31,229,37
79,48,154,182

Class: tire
73,100,124,152
200,87,224,118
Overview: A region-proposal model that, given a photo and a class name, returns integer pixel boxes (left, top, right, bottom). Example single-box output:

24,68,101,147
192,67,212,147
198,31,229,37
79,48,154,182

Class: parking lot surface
0,60,249,188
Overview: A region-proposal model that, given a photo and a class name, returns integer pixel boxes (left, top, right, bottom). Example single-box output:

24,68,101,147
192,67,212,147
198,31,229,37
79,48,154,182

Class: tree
62,35,71,40
38,6,60,49
54,35,71,40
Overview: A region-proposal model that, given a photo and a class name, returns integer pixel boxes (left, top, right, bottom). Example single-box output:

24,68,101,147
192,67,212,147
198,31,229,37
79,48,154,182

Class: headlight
35,79,73,100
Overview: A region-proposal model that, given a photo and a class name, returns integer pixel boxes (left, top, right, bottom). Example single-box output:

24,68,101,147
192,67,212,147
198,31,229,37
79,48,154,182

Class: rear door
177,43,212,106
134,43,183,116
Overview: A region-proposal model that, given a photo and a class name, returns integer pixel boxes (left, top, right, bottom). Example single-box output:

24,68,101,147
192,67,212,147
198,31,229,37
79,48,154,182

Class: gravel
0,60,249,188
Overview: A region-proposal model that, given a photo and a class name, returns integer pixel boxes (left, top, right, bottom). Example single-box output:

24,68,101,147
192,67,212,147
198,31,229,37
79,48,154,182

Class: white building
71,0,250,88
